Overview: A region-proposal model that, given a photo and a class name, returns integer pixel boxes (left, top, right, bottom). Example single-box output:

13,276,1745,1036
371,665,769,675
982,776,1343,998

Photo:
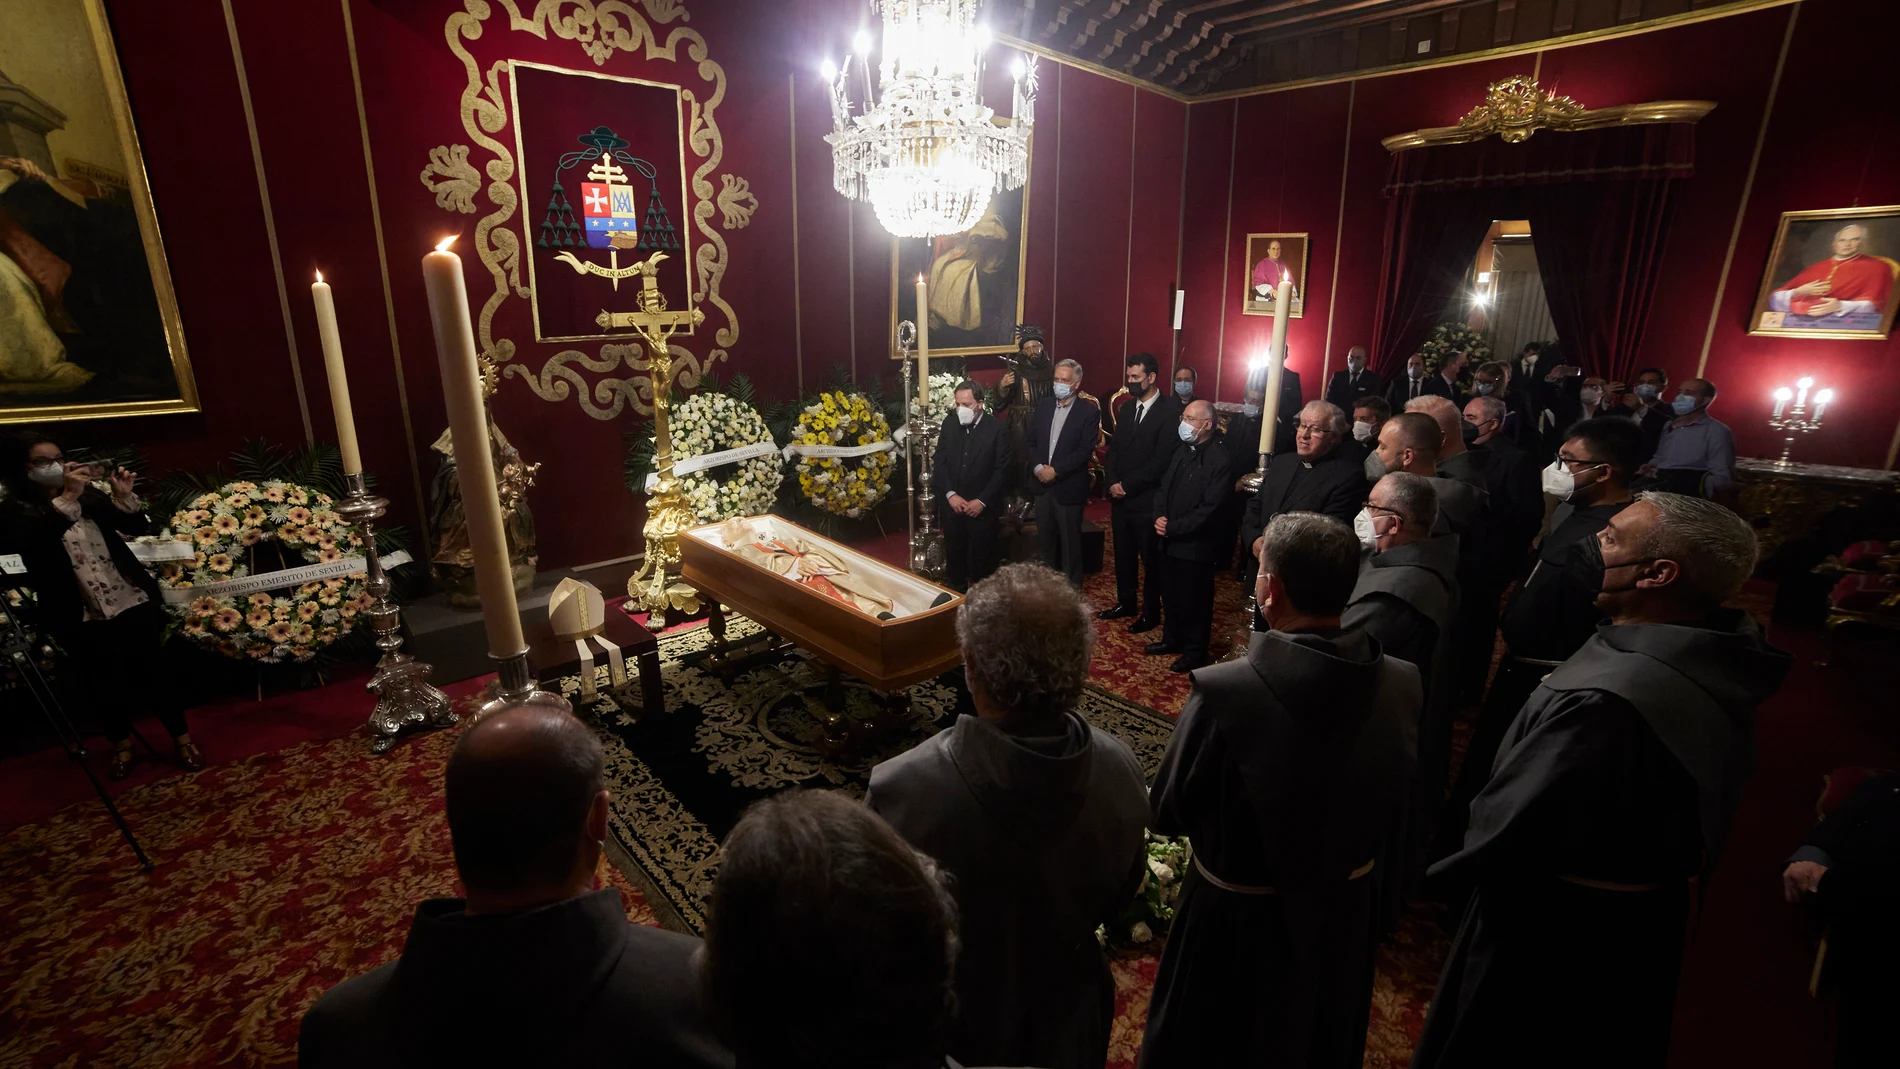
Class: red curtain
1370,124,1695,381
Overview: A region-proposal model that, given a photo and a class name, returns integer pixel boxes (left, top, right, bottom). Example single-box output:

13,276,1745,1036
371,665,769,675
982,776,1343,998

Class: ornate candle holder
1768,376,1834,467
334,471,458,753
899,334,917,553
476,648,571,721
898,321,946,580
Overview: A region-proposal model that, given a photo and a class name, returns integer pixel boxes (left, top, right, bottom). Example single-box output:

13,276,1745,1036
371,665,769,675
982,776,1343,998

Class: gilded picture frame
0,0,199,425
889,128,1034,360
1747,205,1900,341
1240,232,1309,319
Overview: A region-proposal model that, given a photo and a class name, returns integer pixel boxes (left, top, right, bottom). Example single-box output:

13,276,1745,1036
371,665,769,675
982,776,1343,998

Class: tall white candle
310,271,362,474
1257,272,1293,456
421,236,526,659
915,273,930,414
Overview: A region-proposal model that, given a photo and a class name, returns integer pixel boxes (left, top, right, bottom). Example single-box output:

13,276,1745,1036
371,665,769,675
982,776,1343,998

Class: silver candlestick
899,328,916,554
476,647,571,720
898,322,945,580
1767,377,1834,467
335,471,458,754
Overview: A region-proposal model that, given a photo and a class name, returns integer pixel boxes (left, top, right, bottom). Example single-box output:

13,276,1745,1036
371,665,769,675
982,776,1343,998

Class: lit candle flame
315,268,324,283
1282,271,1291,284
1796,376,1814,390
917,273,924,284
1773,388,1792,401
436,235,459,252
1815,389,1834,405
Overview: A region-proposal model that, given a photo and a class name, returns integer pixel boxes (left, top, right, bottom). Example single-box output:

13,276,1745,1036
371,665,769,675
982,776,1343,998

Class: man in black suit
1101,353,1180,630
1149,400,1231,672
1471,361,1539,453
935,380,1011,591
299,706,727,1068
1324,345,1385,413
1026,358,1101,586
1623,366,1672,464
1453,394,1543,702
1421,352,1467,404
1387,352,1428,410
1271,364,1306,455
1239,400,1367,582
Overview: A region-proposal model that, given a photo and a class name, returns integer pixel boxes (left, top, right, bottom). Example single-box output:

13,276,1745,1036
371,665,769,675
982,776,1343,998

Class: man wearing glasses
1238,401,1365,584
1436,415,1644,861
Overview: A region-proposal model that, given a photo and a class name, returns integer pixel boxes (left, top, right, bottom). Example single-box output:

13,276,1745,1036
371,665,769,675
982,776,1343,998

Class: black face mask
1460,420,1481,444
1596,553,1660,596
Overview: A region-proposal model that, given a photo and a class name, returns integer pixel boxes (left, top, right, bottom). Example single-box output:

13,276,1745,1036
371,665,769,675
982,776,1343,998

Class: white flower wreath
665,391,784,522
789,391,895,518
155,479,370,664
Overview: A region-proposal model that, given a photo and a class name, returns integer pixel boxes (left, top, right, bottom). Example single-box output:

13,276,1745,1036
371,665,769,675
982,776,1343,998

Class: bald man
1324,345,1384,413
1150,400,1233,672
299,709,728,1068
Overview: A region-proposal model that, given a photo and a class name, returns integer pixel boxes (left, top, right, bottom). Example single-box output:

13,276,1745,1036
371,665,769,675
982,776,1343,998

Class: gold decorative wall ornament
717,174,757,229
432,0,752,421
419,144,481,213
1381,76,1716,152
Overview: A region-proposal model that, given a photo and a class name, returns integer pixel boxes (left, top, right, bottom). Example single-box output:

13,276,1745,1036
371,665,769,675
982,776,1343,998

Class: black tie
1136,399,1145,425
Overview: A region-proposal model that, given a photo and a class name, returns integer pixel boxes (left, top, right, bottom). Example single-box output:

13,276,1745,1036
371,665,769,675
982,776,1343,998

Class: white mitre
549,577,606,639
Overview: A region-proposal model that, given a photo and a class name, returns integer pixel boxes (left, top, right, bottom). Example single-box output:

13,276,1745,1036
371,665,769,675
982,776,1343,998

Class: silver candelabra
1767,377,1834,467
898,322,945,580
334,471,458,753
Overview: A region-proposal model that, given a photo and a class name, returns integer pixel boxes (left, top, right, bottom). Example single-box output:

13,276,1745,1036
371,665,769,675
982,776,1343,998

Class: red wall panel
64,0,1900,580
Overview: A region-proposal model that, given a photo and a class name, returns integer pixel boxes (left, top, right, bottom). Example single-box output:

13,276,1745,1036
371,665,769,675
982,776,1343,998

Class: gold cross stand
600,252,706,631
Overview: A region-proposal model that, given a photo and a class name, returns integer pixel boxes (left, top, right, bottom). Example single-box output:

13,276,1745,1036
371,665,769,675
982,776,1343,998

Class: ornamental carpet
567,609,1448,1069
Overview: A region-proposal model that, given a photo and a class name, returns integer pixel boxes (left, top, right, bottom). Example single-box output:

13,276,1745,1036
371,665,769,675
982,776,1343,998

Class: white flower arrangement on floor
155,479,369,663
667,391,783,522
1101,830,1192,950
790,390,894,518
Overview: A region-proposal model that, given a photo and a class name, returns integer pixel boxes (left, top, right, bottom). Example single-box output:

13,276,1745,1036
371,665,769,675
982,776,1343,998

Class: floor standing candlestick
899,325,917,554
898,321,945,580
423,235,569,719
335,472,457,752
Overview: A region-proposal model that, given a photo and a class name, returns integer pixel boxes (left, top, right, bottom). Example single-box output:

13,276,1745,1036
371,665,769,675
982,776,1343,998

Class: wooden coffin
679,517,962,691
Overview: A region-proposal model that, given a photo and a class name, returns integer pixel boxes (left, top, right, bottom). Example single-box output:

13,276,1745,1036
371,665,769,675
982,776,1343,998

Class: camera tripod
1,586,153,871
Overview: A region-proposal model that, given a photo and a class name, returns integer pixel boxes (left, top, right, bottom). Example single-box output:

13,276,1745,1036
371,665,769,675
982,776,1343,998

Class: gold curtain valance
1382,76,1715,153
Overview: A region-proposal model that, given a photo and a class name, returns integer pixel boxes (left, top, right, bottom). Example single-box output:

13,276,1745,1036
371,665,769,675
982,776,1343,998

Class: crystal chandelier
823,0,1036,239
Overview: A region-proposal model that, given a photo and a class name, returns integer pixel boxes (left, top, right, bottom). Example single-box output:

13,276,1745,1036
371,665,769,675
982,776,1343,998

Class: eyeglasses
1556,452,1605,470
1362,501,1400,516
1296,422,1332,435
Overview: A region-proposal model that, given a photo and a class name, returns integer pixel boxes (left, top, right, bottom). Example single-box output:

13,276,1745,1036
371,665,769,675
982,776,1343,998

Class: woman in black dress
0,431,203,778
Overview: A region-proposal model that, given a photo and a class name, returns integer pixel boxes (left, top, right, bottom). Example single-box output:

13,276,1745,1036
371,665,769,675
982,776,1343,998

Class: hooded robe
1413,610,1791,1069
1140,628,1419,1069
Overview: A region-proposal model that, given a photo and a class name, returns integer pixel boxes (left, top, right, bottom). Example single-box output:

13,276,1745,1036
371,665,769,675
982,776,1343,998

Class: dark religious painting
0,0,198,425
510,60,693,343
1749,205,1900,341
1240,232,1308,319
889,140,1033,360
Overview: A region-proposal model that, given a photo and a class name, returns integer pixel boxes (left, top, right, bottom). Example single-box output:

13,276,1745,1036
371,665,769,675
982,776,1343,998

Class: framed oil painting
1748,205,1900,341
1241,232,1308,318
889,132,1033,360
0,0,198,424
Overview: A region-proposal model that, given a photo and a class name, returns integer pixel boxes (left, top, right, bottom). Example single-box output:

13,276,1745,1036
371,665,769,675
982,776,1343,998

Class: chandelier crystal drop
824,0,1036,239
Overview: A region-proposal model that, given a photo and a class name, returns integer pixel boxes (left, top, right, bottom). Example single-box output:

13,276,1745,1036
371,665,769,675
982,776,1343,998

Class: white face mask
1541,459,1604,500
1177,421,1197,443
956,405,978,426
1052,381,1073,400
1579,387,1601,406
1352,420,1374,442
28,461,64,488
1173,380,1194,398
1241,403,1260,418
1407,366,1422,380
1363,450,1387,480
1348,361,1365,374
1353,508,1379,550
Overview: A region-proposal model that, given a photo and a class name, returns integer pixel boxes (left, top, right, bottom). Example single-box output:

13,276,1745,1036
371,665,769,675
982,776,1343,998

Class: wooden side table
524,606,666,715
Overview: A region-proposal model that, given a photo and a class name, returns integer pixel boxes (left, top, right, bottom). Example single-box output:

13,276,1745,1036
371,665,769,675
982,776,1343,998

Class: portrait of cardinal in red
1769,223,1897,318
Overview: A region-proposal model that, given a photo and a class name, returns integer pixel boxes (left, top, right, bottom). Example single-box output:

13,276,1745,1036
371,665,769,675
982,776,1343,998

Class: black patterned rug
554,615,1177,934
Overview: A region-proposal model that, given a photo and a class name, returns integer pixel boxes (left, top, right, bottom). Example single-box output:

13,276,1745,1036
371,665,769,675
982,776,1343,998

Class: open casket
679,516,962,691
